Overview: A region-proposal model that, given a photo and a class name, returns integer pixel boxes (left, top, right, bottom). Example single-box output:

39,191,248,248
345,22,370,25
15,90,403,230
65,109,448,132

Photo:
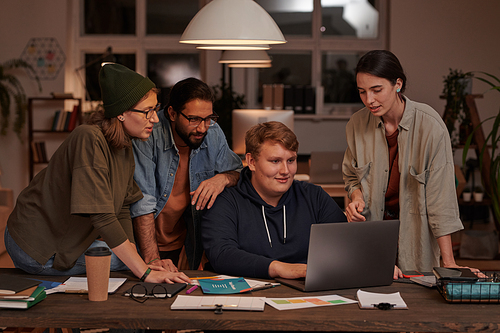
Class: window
68,0,387,115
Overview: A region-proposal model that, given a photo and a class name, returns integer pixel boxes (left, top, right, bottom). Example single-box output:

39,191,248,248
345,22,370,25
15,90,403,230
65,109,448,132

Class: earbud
396,88,401,93
118,116,125,121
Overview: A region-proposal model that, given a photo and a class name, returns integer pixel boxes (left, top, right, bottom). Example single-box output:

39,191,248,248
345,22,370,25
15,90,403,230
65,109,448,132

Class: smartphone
402,270,424,278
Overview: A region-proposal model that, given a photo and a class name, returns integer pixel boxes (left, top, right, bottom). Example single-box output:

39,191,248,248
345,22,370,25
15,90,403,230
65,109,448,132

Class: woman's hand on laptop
346,189,366,222
269,261,307,279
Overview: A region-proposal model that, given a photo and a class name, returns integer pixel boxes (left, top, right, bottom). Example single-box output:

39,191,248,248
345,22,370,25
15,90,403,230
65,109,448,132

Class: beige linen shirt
343,97,463,272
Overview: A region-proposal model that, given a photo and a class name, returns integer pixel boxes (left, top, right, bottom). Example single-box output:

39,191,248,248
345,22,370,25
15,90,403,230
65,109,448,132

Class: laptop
308,151,345,184
276,220,400,292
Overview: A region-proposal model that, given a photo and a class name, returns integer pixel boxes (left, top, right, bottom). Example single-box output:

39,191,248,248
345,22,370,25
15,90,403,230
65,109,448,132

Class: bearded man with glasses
131,77,243,272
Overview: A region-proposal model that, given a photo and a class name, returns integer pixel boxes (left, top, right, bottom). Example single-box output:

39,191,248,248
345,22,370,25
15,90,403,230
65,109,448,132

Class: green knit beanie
99,63,156,118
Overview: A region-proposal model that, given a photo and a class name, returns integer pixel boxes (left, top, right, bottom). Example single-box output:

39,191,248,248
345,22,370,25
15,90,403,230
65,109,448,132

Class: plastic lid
85,247,112,257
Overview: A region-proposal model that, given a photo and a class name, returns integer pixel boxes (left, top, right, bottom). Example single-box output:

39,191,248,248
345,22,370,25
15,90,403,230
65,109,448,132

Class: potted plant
473,186,484,202
0,58,41,140
462,187,472,202
442,69,472,147
462,71,500,229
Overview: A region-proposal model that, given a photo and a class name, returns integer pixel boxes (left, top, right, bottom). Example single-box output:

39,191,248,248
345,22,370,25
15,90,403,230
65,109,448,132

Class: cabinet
27,97,82,181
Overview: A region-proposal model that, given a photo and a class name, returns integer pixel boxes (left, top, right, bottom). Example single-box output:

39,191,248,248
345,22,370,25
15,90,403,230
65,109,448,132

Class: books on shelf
0,286,46,309
51,106,79,132
31,141,47,163
67,105,79,131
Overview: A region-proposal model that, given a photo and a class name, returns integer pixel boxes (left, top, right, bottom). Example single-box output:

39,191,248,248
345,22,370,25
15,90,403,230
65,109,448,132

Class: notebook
308,151,345,184
276,220,400,292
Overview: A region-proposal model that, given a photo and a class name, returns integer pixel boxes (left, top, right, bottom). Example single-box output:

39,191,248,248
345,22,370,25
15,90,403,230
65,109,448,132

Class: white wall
0,0,67,199
390,0,500,151
1,0,500,201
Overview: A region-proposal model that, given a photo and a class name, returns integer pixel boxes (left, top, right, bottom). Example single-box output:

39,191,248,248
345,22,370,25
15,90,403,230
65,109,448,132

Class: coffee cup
85,247,112,301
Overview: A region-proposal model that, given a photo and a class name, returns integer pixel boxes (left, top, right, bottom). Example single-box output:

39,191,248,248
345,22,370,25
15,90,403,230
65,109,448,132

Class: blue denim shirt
131,109,243,269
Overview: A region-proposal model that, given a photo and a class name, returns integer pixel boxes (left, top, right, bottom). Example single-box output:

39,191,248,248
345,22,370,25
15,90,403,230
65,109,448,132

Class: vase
462,192,471,202
473,192,483,202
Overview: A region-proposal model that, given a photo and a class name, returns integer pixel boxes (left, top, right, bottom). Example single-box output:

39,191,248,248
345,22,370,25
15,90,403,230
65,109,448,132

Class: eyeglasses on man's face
179,111,219,127
129,103,161,119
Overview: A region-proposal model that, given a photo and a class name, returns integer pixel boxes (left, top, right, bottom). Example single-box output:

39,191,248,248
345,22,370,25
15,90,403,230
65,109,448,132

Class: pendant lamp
219,50,271,64
180,0,286,46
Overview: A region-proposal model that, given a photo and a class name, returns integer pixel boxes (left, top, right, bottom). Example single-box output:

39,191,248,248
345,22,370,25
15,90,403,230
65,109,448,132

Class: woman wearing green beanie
5,63,191,284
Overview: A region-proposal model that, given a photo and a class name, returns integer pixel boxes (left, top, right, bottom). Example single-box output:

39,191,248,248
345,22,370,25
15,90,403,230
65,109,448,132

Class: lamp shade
180,0,286,45
228,63,272,68
219,50,271,64
197,44,271,50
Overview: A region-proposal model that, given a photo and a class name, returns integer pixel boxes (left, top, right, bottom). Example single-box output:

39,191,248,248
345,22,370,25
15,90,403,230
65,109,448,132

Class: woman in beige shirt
343,50,479,277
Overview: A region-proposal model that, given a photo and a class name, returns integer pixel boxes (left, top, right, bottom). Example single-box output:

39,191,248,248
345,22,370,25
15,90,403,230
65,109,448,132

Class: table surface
1,268,500,332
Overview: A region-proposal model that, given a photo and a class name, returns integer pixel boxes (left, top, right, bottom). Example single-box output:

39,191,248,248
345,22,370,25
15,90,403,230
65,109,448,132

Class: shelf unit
442,94,498,229
27,97,82,181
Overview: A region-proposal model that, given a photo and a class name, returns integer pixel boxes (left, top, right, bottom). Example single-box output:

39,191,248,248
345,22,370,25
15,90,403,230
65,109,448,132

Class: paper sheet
356,289,408,309
45,277,127,295
265,295,357,310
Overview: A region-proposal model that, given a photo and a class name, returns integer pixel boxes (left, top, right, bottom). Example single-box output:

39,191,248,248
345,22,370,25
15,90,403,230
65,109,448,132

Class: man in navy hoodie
201,121,347,279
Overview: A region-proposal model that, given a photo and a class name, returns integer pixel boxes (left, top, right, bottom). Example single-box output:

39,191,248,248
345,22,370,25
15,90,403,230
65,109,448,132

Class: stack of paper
171,295,266,311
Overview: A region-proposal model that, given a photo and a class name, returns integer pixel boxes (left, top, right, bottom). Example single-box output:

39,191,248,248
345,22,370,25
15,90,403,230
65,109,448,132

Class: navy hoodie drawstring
261,205,287,247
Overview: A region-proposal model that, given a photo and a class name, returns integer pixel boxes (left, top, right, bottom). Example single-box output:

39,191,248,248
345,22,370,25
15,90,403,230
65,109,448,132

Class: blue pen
186,285,198,294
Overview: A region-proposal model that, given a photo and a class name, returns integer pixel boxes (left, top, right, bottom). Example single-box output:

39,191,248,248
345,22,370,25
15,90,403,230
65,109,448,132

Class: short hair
355,50,407,93
87,88,159,150
167,77,214,113
245,121,299,158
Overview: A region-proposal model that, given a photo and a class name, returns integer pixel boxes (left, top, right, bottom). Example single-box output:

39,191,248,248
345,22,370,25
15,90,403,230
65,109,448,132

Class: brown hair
245,121,298,159
87,88,159,150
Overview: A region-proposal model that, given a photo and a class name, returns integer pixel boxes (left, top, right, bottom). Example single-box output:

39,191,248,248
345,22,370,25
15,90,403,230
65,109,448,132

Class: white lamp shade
180,0,287,45
219,50,271,64
228,63,272,68
196,44,271,50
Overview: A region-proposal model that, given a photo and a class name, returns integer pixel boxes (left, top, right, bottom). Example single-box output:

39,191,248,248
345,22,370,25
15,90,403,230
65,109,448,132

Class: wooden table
1,268,500,332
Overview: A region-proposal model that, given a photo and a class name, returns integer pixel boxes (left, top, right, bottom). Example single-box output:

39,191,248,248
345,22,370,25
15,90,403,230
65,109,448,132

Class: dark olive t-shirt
7,125,143,270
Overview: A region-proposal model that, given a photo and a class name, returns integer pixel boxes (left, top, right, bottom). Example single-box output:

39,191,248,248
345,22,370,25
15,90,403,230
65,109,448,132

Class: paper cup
85,247,112,301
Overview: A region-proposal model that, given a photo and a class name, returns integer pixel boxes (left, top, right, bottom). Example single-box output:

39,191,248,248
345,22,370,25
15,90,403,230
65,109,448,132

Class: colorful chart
265,295,357,310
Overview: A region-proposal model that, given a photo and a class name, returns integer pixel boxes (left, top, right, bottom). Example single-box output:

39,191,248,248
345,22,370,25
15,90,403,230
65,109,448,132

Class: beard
174,123,207,149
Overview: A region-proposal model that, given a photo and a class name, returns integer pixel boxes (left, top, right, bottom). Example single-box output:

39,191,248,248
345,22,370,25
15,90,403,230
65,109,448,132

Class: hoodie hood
236,166,293,247
236,166,294,209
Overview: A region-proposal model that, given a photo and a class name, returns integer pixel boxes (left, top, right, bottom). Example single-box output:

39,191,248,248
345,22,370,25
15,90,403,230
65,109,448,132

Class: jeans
4,227,129,275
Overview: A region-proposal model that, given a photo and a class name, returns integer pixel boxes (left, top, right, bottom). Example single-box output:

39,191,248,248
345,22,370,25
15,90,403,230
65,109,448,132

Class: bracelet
147,258,160,265
140,267,152,282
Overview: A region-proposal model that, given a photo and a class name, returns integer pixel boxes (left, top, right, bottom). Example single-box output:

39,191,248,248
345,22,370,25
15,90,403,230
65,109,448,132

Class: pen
251,283,275,292
191,276,220,280
65,289,88,294
186,285,198,294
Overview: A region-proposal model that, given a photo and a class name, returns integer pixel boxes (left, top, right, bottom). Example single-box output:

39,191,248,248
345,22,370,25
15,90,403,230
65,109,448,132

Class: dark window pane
320,0,378,38
147,54,200,106
255,0,313,37
83,53,136,101
257,52,312,108
147,0,199,35
321,52,361,104
260,53,311,86
84,0,136,35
